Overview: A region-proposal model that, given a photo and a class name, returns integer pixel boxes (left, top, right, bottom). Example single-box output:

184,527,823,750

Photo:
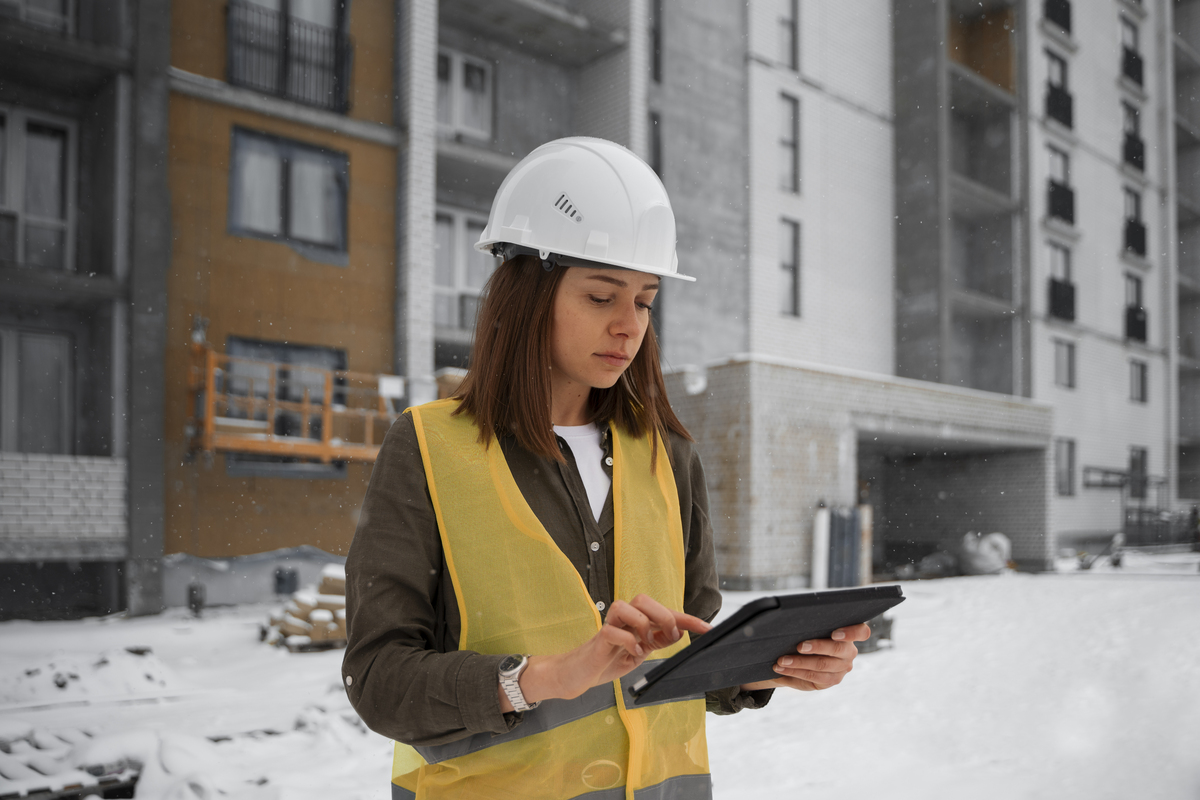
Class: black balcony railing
1126,305,1148,342
1123,46,1143,86
1123,132,1145,171
1049,277,1076,321
1045,0,1071,33
1046,84,1073,128
227,0,352,114
1049,180,1075,224
1125,218,1147,256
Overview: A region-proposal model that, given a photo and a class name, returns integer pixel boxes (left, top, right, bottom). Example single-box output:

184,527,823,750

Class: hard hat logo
476,136,696,282
553,192,584,223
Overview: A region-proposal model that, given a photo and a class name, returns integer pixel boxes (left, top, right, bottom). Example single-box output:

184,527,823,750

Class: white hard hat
475,136,694,282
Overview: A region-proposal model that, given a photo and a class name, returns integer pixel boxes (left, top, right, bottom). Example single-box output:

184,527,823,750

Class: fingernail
801,642,813,653
832,630,846,640
672,628,680,641
781,657,793,666
774,664,785,673
636,644,644,656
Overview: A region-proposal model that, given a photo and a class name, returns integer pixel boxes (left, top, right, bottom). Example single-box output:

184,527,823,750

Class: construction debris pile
262,564,347,653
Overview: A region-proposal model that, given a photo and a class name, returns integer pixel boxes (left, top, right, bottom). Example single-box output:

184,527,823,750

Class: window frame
779,92,800,194
1122,102,1140,136
434,205,498,334
227,126,349,256
1053,338,1076,389
650,0,663,83
437,48,495,141
1125,272,1143,307
1120,16,1139,53
1124,186,1142,222
1049,240,1071,282
0,326,75,455
778,0,799,71
1048,144,1070,185
1128,445,1148,499
779,217,801,317
1046,49,1068,89
1055,437,1076,496
2,0,76,35
223,335,349,479
0,104,79,271
1130,359,1148,403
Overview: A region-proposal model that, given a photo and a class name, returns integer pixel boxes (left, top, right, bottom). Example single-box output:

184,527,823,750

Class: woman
343,138,868,800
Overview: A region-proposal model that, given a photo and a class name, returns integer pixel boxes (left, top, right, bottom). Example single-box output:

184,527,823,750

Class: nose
609,298,644,339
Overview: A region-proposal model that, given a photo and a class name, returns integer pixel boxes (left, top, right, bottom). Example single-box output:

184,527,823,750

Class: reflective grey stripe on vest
395,773,711,800
576,773,713,800
411,659,702,765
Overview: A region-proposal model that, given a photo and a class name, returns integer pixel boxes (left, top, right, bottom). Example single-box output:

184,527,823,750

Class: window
1049,241,1071,282
1121,16,1139,53
1123,102,1140,136
650,0,663,83
435,208,498,331
1126,273,1143,307
1044,0,1071,34
437,49,493,140
1047,51,1067,89
778,0,798,70
0,0,74,34
1055,438,1075,496
779,218,800,316
1054,339,1075,388
1124,187,1142,222
648,111,663,177
0,107,74,270
1048,145,1070,184
779,94,799,193
1130,359,1148,402
224,336,347,478
228,128,347,253
1128,446,1148,499
227,0,351,113
1125,272,1147,341
0,327,73,454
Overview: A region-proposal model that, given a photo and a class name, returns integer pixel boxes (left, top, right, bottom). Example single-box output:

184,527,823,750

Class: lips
596,352,629,367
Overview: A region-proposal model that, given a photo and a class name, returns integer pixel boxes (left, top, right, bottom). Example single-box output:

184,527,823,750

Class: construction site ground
1,551,1198,800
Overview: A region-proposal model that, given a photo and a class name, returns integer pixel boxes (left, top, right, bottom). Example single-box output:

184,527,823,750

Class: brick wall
0,454,128,561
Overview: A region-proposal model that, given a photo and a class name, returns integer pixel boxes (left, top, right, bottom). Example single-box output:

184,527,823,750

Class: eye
588,295,613,305
637,301,653,311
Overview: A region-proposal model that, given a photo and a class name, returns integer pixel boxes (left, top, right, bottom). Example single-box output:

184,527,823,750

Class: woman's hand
740,622,872,693
500,594,711,711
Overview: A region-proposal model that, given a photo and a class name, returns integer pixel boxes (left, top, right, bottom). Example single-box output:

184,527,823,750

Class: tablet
627,584,905,706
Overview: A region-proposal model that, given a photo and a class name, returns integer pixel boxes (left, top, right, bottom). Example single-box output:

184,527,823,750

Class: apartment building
0,0,170,618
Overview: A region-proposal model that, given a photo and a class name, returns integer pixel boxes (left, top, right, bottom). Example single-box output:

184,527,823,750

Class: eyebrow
583,273,661,291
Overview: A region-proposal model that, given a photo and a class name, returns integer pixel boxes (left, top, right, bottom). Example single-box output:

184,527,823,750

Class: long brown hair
454,254,692,463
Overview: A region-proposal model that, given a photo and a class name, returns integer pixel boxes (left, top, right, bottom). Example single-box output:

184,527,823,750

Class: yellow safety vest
391,399,710,800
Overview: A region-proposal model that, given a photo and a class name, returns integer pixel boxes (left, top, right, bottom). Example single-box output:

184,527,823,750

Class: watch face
499,655,523,674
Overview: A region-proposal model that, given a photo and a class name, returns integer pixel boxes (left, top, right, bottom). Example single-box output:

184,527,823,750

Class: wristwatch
498,654,539,712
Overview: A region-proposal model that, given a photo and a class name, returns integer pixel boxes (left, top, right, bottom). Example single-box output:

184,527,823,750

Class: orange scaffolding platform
187,343,405,463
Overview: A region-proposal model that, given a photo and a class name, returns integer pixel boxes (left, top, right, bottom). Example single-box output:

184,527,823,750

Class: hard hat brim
475,240,696,282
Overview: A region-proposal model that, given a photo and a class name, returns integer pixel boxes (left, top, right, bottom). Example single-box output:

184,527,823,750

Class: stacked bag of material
263,564,347,653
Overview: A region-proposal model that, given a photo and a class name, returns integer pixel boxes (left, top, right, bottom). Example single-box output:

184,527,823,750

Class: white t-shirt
553,422,611,523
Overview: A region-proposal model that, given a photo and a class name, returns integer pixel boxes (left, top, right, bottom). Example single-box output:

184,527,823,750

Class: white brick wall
745,0,895,375
0,454,128,542
1026,0,1173,537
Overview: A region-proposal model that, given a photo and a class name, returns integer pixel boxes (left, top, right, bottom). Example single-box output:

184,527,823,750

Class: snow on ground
1,551,1198,799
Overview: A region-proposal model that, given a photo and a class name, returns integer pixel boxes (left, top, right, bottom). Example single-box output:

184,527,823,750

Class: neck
549,372,591,427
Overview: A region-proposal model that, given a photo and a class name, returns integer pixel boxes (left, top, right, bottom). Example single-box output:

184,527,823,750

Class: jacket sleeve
674,439,774,715
341,413,514,746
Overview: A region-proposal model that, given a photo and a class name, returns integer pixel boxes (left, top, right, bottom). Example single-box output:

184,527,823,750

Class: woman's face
549,266,660,392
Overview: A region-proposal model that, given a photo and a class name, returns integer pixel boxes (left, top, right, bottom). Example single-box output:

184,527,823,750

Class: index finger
830,623,871,642
629,594,683,643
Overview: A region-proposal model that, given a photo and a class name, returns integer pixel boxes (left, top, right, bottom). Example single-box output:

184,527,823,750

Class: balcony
1123,132,1145,171
1126,305,1148,342
1046,84,1073,128
1049,277,1076,321
1125,218,1147,256
1048,180,1075,224
1044,0,1071,33
1123,46,1144,86
226,0,352,114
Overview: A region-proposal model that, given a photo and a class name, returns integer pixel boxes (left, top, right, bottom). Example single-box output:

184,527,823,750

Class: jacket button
605,457,613,466
344,675,353,687
590,541,600,552
596,601,606,612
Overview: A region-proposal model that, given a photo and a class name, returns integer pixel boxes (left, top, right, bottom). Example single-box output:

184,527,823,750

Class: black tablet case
628,585,905,706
